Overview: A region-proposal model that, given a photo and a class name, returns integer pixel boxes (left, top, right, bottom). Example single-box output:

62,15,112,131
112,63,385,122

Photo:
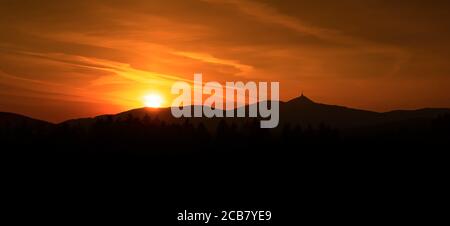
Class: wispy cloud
1,0,449,121
173,51,253,76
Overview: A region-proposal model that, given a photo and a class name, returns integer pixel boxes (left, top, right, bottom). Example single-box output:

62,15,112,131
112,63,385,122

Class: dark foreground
3,143,448,224
2,110,449,224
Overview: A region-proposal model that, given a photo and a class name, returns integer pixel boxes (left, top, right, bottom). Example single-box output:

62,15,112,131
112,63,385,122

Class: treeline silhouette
2,114,338,155
2,112,449,157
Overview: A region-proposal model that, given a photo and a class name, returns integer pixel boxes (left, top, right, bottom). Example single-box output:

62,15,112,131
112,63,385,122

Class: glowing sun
143,94,163,108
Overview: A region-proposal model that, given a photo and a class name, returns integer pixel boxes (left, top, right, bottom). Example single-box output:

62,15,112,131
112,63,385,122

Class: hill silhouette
0,112,54,128
1,95,449,156
58,94,450,131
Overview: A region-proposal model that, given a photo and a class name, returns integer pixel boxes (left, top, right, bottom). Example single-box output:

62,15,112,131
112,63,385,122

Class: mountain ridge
1,95,450,129
0,112,54,127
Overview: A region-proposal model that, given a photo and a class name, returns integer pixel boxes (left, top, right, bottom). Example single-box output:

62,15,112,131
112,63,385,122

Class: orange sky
1,0,450,122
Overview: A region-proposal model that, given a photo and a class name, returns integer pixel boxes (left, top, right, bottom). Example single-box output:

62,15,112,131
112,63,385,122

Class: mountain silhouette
280,95,450,129
1,95,449,131
86,94,449,130
281,94,379,128
0,112,53,128
1,94,449,156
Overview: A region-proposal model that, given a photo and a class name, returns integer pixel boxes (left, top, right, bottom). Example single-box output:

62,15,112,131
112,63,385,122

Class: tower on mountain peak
289,91,315,104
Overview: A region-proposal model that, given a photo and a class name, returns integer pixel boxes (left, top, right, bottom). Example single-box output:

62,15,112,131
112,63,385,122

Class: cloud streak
1,0,449,121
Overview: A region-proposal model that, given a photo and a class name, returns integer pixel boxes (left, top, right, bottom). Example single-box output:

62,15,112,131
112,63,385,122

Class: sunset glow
1,1,450,122
143,94,164,108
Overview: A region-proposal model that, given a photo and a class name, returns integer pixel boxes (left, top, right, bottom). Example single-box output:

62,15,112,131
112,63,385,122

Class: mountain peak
289,92,315,104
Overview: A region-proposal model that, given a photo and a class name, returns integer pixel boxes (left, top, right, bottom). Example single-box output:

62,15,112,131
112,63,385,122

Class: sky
1,0,450,122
